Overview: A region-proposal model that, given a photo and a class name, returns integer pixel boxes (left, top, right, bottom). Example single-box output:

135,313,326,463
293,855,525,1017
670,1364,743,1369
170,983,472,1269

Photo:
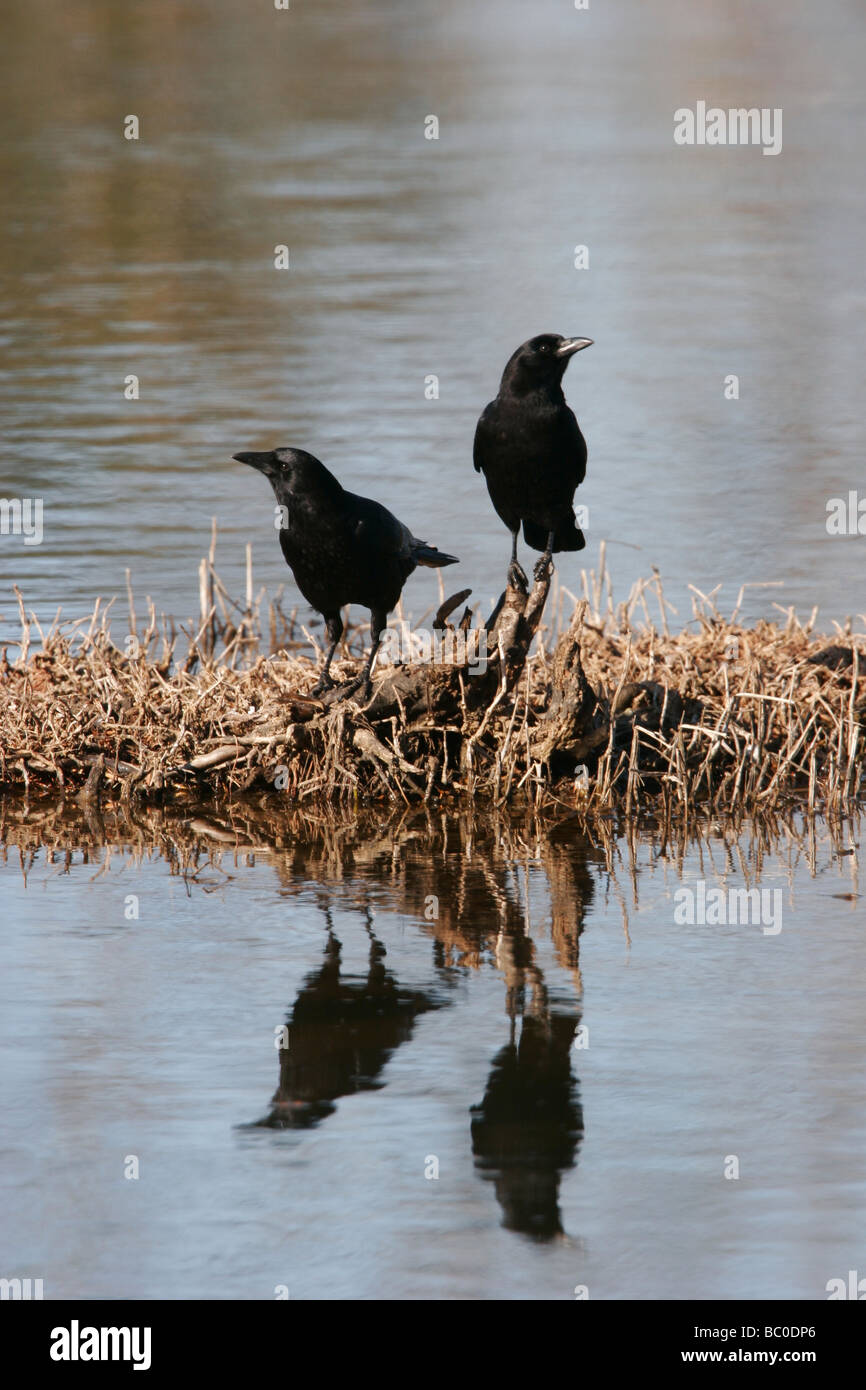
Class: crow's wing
473,400,499,474
345,491,415,561
347,491,457,572
558,404,588,488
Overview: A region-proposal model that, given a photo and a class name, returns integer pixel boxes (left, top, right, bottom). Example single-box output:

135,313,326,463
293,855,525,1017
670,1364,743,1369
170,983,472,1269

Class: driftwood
1,558,863,815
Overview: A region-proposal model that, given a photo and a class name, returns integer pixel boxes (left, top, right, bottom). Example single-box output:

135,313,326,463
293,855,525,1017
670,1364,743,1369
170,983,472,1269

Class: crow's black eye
537,343,550,354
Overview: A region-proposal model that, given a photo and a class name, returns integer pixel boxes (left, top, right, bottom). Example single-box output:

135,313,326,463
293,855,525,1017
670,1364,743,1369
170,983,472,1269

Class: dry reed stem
1,543,863,816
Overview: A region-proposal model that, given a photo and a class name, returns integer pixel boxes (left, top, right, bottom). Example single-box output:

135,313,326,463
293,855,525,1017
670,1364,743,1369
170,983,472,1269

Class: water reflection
244,813,600,1237
254,905,447,1131
471,998,584,1241
1,795,861,1261
3,797,609,1238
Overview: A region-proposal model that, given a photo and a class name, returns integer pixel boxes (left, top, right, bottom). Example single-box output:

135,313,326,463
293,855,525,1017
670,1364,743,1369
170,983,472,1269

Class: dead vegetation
1,542,863,816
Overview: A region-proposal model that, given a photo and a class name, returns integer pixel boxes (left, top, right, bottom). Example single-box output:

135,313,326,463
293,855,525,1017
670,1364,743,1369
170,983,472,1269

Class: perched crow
234,448,459,699
473,333,593,590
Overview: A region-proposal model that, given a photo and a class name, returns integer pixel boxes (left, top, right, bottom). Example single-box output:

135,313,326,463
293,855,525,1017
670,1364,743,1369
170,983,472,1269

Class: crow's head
502,333,593,393
233,447,332,496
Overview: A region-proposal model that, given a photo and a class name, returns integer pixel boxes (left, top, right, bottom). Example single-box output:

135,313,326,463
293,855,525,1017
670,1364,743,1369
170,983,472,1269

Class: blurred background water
0,805,863,1300
0,0,864,645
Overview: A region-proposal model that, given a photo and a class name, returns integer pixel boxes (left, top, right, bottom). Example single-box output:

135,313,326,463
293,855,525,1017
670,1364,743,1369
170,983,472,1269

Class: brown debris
1,549,863,816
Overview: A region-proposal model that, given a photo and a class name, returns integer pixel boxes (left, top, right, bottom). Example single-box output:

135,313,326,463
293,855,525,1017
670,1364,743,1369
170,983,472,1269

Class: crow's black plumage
234,447,458,699
473,333,593,590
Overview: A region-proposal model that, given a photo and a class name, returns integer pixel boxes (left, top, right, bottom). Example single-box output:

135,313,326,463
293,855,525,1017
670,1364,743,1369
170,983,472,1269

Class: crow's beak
556,337,593,358
233,451,271,473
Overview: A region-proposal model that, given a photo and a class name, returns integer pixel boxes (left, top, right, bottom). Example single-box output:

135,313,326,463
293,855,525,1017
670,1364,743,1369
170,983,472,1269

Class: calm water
2,0,865,1304
0,803,863,1299
0,0,864,647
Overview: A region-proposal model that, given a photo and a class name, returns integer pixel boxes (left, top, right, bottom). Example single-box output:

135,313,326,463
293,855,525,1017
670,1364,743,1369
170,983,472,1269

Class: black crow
234,447,459,699
473,333,592,590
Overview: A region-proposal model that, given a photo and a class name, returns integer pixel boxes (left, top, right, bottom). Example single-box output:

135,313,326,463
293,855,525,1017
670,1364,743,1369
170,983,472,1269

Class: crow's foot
507,560,528,593
336,674,373,705
533,553,554,583
310,672,335,697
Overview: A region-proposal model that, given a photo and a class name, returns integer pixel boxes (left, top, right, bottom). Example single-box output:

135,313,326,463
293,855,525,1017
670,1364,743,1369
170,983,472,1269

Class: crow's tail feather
522,519,586,553
412,542,459,568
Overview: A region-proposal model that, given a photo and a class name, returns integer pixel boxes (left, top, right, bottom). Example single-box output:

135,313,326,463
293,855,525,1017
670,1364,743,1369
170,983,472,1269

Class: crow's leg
338,610,385,704
311,613,343,696
533,531,556,582
507,529,528,592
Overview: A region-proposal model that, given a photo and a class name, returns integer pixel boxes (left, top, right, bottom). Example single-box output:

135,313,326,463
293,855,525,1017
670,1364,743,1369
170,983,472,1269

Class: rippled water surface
1,804,863,1299
0,0,864,643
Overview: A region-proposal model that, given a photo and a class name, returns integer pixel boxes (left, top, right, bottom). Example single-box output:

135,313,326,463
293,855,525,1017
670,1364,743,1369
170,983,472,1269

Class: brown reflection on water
3,0,864,638
249,813,600,1238
2,795,852,1242
0,0,452,416
2,798,604,1238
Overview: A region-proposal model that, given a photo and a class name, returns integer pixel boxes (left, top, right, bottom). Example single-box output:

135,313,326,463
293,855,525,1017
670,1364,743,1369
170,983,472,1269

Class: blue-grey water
0,0,864,645
0,806,863,1299
1,0,865,1303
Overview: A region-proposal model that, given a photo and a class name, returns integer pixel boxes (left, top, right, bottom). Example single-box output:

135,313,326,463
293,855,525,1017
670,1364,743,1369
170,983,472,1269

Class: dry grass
1,542,863,816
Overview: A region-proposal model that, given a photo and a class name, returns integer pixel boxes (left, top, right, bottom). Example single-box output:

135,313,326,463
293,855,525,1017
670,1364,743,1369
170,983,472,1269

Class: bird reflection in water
253,905,446,1129
471,974,584,1241
245,811,597,1239
467,832,588,1241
